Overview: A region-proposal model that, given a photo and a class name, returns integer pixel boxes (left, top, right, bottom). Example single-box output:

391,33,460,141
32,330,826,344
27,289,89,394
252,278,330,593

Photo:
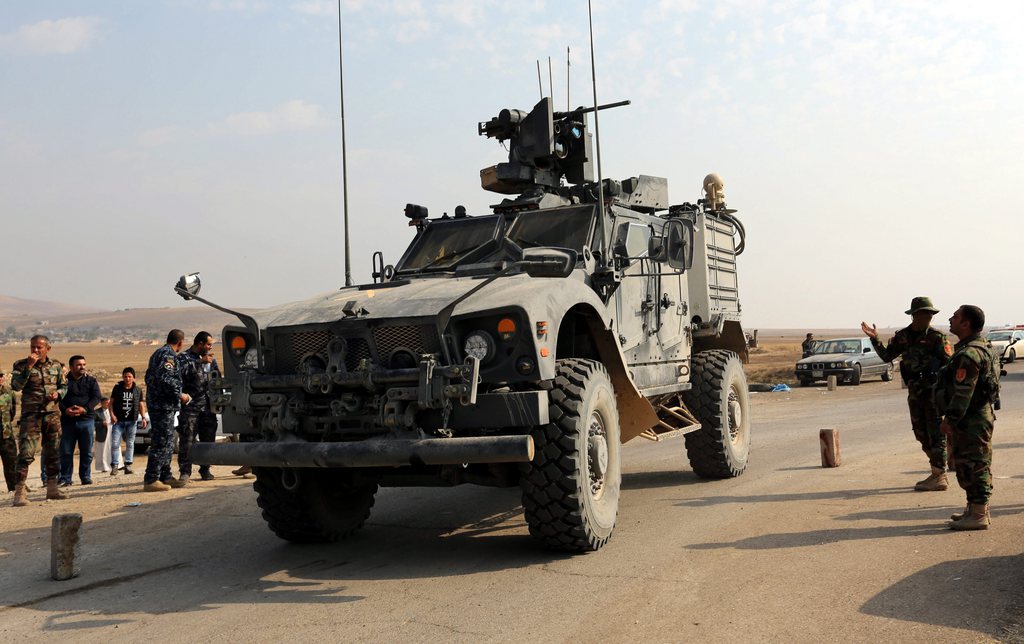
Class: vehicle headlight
463,331,495,362
243,348,259,369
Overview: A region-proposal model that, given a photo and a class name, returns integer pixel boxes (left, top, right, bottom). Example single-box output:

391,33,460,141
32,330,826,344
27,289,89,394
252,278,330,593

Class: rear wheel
253,467,377,543
1009,349,1016,364
881,364,893,382
520,359,621,552
683,350,751,478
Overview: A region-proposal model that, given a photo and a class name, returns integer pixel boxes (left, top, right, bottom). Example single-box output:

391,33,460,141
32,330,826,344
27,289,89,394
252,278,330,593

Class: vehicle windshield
987,331,1012,341
397,216,502,272
508,205,595,252
814,340,862,354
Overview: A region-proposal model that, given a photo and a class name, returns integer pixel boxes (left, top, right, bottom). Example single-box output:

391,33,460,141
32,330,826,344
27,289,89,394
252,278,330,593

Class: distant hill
0,295,105,320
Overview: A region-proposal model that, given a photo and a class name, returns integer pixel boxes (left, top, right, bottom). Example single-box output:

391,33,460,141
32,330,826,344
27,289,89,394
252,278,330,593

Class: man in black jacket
56,355,102,486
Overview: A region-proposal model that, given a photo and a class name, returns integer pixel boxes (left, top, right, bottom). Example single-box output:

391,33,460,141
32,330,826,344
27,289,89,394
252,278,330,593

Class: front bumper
191,435,535,468
795,366,857,381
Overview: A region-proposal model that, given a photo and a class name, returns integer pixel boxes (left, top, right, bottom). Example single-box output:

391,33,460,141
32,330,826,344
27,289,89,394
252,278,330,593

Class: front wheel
1009,349,1016,364
881,364,893,382
849,364,862,386
683,350,751,478
253,467,378,543
520,359,621,552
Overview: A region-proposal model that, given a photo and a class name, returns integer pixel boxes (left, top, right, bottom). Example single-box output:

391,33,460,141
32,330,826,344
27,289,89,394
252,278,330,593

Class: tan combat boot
143,480,171,492
949,503,990,530
914,467,949,492
950,503,971,521
46,479,69,500
169,474,189,488
12,483,29,507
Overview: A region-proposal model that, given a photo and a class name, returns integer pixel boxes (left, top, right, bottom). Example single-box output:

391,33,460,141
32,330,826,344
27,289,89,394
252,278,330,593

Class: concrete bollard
820,428,841,467
827,375,837,391
51,513,82,581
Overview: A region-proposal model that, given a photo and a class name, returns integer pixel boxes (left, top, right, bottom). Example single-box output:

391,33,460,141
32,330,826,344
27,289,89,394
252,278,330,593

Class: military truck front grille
273,330,335,374
344,337,371,371
372,325,440,362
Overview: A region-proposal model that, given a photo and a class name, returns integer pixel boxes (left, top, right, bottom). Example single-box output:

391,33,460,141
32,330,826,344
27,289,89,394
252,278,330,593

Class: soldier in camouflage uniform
10,335,69,506
1,370,18,492
861,296,953,492
939,305,997,530
142,329,191,492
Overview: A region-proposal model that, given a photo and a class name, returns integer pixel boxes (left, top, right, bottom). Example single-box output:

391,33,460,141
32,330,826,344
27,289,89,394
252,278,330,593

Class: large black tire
520,359,621,552
881,364,893,382
1009,349,1016,364
253,467,377,543
683,350,751,478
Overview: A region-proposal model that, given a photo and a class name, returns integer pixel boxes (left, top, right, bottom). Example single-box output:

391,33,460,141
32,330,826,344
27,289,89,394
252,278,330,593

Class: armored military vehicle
185,95,751,552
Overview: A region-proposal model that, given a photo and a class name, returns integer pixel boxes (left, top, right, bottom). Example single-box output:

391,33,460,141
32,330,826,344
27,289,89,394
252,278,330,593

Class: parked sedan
794,337,893,386
987,328,1024,363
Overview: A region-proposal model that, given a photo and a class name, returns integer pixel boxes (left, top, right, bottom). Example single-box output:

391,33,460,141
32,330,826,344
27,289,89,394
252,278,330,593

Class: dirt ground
2,353,1022,641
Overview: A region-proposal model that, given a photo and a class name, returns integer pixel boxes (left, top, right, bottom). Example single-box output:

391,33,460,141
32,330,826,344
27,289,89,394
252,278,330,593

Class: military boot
950,503,971,521
12,483,29,507
914,468,948,492
169,474,189,488
143,480,171,492
949,504,990,530
46,479,70,500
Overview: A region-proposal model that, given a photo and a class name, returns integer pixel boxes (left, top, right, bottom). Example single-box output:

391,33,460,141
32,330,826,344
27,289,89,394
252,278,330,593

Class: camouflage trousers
950,408,995,505
2,423,18,491
15,412,61,484
907,389,946,471
176,410,217,476
143,409,177,484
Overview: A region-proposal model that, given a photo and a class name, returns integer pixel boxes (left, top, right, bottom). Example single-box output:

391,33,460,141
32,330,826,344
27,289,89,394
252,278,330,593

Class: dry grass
0,342,159,399
746,341,802,385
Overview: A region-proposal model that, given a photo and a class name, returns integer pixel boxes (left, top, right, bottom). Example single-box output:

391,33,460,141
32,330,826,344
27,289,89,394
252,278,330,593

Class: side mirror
863,347,870,353
520,247,577,278
664,219,694,271
175,273,201,300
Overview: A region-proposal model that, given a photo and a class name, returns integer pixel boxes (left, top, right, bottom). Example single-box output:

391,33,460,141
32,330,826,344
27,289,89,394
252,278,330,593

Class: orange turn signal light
230,336,247,354
497,318,517,340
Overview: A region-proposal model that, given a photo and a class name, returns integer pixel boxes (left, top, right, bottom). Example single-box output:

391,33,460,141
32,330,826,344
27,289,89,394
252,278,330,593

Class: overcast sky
2,1,1022,329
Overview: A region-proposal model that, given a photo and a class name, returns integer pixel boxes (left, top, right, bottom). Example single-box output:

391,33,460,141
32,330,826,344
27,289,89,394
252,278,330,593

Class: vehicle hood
249,271,601,328
796,352,861,364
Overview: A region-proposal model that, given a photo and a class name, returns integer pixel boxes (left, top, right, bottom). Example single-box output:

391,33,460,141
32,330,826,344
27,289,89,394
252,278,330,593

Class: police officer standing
142,329,191,492
1,370,17,493
175,331,220,485
939,305,998,530
861,297,953,492
10,335,69,506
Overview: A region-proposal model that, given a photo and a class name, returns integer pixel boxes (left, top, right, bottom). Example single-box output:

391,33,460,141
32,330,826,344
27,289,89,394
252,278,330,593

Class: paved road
3,364,1023,642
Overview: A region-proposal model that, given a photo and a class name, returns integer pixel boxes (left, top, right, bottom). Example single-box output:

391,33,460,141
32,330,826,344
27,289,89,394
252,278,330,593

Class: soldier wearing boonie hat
861,297,953,492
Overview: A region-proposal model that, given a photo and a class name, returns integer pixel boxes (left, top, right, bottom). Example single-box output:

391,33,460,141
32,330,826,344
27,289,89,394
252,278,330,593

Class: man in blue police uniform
142,329,191,492
174,331,221,484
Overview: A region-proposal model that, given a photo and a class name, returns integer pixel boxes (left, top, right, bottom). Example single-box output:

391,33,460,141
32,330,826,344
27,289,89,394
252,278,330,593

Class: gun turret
478,97,629,195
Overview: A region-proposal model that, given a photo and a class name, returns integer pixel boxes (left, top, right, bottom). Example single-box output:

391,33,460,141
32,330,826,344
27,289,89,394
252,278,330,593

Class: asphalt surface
2,363,1024,642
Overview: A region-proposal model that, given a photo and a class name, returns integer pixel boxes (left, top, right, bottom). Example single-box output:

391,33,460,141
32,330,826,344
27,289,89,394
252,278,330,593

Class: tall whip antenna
587,0,606,265
338,0,353,287
536,60,543,99
548,56,553,101
566,46,571,111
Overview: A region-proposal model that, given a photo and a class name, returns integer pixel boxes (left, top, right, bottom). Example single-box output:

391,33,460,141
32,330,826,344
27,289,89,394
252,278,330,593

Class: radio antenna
337,0,352,287
587,0,607,265
536,60,543,99
548,56,553,102
566,46,571,111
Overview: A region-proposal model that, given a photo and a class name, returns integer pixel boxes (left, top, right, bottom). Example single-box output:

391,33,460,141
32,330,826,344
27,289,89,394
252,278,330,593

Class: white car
987,328,1024,363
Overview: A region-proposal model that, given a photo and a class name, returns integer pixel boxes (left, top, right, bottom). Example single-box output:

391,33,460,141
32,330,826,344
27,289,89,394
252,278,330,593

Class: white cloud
394,19,432,43
0,17,102,55
213,100,331,136
138,126,182,147
290,1,334,16
208,0,269,11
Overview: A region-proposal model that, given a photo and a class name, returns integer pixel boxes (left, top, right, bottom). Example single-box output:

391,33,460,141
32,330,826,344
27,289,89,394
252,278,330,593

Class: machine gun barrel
554,99,630,119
